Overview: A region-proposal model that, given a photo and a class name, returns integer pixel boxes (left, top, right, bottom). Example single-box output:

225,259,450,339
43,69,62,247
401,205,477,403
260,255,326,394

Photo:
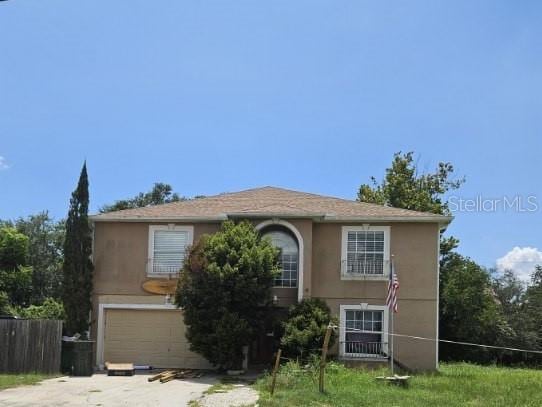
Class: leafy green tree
0,227,33,306
358,151,464,254
493,269,525,317
0,291,11,316
356,152,521,364
281,298,337,361
0,227,29,269
175,221,280,370
0,266,32,307
62,163,93,336
524,266,542,353
100,182,184,213
14,298,66,320
493,266,542,365
439,253,512,362
358,151,464,216
14,212,64,303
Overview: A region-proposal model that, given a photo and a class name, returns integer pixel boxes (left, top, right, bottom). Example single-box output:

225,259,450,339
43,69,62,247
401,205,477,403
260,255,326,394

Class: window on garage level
148,225,193,275
340,305,389,358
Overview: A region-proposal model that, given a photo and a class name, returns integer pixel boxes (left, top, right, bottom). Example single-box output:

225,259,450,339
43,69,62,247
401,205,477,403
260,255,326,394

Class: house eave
226,212,325,219
90,213,452,225
320,215,453,225
90,214,229,223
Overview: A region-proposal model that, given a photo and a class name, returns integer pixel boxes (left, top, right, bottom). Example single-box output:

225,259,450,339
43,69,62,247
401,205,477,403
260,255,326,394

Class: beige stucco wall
92,220,307,307
93,222,220,297
91,222,221,349
92,219,440,371
312,222,439,371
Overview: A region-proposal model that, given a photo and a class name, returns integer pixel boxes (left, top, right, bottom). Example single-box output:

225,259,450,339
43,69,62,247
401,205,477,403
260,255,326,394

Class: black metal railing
341,341,388,357
341,259,389,277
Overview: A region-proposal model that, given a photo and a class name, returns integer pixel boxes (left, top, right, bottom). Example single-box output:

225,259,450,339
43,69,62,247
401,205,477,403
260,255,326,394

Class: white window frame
147,224,193,277
339,304,389,358
262,229,299,289
340,225,390,280
255,219,305,301
273,250,299,288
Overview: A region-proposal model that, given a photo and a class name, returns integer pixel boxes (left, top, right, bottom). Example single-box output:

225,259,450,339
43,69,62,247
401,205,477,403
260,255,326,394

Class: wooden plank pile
148,369,204,383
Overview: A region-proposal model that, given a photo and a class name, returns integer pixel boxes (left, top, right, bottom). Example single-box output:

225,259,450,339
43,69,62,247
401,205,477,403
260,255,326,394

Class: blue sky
1,1,540,277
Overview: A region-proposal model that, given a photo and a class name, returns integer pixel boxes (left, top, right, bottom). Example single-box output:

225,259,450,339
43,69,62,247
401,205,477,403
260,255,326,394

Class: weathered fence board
0,319,62,373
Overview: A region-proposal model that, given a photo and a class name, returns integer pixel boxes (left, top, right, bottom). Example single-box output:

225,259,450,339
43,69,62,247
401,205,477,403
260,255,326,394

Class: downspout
436,223,441,370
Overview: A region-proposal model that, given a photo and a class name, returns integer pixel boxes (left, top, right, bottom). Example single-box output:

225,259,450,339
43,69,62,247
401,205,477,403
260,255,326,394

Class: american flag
386,262,399,313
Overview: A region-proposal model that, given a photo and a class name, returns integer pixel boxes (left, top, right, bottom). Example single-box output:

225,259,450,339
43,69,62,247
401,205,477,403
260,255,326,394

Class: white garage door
103,308,210,369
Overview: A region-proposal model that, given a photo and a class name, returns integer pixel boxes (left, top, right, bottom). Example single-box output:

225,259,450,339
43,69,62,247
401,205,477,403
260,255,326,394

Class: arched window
262,229,299,288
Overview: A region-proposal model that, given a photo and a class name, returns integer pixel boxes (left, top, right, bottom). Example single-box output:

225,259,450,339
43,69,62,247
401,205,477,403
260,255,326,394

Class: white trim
89,224,95,340
340,225,390,281
91,215,229,222
339,304,389,357
147,225,193,277
323,215,452,224
436,227,440,370
255,219,305,301
96,302,179,369
91,214,452,225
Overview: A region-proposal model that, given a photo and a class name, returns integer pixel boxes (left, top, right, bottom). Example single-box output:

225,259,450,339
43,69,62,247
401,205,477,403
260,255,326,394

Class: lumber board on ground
148,371,173,382
148,369,205,383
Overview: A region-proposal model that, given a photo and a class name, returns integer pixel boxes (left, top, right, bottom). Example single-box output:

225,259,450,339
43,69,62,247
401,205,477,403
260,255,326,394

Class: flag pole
389,255,394,376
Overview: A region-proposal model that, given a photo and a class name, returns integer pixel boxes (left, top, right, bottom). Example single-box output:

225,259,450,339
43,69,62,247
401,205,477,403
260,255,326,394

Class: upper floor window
341,226,390,278
148,225,193,275
262,229,298,288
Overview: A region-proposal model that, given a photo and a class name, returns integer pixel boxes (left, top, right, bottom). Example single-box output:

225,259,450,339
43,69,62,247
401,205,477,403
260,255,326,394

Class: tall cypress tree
62,162,93,336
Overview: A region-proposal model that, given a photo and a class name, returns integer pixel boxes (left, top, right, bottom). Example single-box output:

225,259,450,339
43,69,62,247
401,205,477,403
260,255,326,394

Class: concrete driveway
0,372,217,407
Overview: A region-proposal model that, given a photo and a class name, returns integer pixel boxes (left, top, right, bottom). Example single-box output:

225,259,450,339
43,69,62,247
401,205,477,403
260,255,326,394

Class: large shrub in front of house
175,220,280,370
280,298,337,361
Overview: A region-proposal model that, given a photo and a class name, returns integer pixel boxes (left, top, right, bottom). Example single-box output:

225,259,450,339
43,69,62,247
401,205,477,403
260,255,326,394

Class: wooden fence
0,319,63,374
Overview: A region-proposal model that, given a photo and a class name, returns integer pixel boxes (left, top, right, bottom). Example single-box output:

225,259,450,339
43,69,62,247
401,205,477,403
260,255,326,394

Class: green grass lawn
0,374,51,391
255,362,542,406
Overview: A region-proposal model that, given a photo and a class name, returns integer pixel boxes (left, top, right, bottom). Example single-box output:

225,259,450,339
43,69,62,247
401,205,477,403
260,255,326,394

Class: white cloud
0,156,9,170
496,247,542,282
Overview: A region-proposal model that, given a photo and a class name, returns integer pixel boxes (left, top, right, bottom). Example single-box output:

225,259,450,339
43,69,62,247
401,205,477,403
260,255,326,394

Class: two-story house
90,187,450,371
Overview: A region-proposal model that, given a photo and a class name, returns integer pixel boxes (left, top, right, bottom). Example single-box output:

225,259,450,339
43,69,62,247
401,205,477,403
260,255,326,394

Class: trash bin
61,340,74,374
62,340,94,376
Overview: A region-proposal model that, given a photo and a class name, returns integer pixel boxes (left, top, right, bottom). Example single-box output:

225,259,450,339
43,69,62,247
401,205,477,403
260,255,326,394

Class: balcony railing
341,259,390,278
147,258,182,275
341,341,388,358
